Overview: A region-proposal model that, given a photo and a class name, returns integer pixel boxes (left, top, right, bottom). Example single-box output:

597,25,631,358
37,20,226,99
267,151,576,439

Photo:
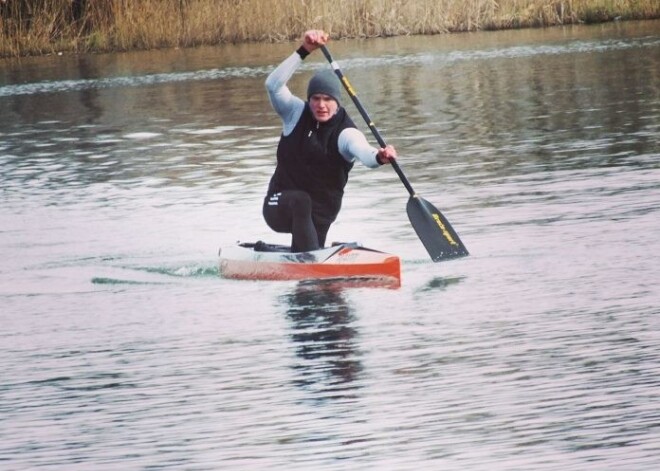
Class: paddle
320,45,469,261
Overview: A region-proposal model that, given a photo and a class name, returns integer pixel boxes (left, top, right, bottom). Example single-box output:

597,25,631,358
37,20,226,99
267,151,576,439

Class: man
263,29,397,253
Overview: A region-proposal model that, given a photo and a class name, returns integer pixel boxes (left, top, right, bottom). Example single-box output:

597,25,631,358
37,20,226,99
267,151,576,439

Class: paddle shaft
320,46,415,197
319,44,469,261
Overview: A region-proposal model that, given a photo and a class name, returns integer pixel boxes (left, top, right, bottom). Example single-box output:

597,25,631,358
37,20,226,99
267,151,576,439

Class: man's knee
287,191,313,218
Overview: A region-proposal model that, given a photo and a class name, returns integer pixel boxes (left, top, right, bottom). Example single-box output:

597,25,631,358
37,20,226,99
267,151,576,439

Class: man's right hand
302,30,329,53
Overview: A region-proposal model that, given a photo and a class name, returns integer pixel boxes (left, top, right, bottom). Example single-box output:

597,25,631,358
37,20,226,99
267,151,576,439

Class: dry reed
1,0,659,58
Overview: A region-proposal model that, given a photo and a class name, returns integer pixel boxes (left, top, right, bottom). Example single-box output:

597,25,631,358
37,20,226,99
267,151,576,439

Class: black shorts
262,190,331,251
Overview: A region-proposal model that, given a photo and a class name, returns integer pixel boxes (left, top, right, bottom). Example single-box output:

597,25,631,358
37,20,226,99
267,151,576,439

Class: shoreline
1,0,659,59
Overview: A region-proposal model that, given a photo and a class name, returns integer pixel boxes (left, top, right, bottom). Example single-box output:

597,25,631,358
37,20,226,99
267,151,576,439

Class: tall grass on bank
1,0,659,58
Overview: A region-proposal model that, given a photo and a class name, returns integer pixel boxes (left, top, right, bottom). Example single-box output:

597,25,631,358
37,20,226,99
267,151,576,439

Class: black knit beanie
307,70,342,104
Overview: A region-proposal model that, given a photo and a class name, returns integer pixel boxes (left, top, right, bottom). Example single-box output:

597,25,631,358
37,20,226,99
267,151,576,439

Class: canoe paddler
263,29,397,253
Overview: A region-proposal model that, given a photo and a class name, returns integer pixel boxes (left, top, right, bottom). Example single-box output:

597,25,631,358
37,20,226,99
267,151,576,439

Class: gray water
1,20,659,470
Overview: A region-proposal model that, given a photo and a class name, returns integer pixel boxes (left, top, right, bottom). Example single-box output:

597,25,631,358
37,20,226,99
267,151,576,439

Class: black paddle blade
406,196,469,262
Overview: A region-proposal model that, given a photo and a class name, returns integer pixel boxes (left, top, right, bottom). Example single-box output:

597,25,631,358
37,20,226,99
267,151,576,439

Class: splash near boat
219,242,401,287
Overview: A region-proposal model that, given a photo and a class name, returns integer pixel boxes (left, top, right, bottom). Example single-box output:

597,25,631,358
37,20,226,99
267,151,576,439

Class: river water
1,20,659,470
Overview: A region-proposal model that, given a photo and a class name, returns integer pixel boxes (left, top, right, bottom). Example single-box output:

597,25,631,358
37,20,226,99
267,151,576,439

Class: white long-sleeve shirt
265,52,381,169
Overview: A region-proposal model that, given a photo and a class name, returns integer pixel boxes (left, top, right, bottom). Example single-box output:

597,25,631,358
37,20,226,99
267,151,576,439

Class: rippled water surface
1,21,659,470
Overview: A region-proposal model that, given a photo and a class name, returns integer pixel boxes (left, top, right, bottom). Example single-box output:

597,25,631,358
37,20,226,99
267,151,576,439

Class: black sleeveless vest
267,104,356,225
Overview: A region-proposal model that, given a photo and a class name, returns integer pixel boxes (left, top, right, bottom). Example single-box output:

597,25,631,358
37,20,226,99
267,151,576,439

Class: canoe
218,241,401,286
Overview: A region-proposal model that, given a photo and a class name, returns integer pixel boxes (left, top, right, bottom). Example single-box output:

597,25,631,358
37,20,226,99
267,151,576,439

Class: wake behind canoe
218,242,401,287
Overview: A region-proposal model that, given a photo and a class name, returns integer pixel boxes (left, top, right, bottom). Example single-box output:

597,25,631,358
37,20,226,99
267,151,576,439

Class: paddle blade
406,196,469,262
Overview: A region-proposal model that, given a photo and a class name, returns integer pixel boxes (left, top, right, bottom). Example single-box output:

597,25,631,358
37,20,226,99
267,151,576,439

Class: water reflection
1,23,658,200
282,283,362,402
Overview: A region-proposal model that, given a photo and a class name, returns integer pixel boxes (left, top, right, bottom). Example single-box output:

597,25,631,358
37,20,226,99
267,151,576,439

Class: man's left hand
377,145,397,164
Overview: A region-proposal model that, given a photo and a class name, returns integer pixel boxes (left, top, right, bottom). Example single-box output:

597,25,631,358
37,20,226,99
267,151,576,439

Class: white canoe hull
219,242,401,286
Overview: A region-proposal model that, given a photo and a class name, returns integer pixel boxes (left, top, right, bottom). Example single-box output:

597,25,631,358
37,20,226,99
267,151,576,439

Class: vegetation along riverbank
1,0,659,58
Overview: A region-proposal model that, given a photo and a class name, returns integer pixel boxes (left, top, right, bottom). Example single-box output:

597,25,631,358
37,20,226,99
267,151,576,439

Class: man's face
309,94,338,123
